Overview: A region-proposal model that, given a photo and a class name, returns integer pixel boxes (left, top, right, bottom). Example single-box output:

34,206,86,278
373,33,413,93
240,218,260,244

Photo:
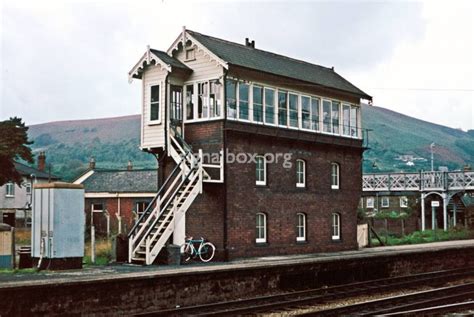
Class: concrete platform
1,239,473,288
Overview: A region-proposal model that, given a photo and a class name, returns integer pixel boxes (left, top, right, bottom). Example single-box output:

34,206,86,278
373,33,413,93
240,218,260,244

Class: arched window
332,213,341,240
331,162,340,189
296,213,306,242
256,213,267,243
296,159,306,188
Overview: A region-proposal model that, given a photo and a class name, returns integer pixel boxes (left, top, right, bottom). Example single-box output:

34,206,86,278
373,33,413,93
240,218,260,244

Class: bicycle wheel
198,242,215,262
180,242,193,262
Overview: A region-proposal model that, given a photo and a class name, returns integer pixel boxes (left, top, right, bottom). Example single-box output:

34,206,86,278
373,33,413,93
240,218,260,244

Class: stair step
131,257,145,262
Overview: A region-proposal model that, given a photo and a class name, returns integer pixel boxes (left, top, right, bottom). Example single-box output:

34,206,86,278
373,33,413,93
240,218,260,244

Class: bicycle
180,236,216,263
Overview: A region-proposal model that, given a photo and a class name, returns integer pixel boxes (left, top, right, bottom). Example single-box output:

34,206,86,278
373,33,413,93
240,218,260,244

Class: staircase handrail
128,155,187,238
137,158,201,251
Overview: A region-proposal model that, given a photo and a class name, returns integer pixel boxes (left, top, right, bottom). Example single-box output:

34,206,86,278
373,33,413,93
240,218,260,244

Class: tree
0,117,33,186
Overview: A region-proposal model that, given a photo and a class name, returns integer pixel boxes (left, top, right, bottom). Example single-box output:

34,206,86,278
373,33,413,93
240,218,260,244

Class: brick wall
2,245,474,315
162,120,363,260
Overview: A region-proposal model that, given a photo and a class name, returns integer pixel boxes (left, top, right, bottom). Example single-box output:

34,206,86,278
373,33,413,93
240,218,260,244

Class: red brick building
74,165,157,236
127,28,372,264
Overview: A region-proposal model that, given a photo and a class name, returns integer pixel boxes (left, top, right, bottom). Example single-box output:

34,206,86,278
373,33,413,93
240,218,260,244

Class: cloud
0,0,472,131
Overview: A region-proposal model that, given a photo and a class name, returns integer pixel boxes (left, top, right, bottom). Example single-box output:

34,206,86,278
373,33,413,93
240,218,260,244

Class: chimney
89,157,96,170
245,38,255,48
127,160,133,171
38,152,46,172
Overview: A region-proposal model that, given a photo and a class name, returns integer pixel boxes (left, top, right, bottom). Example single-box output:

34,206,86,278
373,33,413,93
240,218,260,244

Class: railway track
135,266,474,316
309,282,474,316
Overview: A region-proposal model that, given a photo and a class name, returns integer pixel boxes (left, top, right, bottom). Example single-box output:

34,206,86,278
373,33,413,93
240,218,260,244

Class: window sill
296,184,306,189
255,242,268,246
296,240,307,244
5,195,15,198
331,186,340,190
331,238,342,243
147,120,162,126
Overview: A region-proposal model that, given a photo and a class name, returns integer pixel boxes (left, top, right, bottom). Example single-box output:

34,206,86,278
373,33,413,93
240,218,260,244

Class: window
278,91,288,126
256,155,267,185
136,201,149,215
5,182,14,197
366,197,375,208
301,96,311,129
332,213,341,240
25,182,32,195
296,159,306,188
342,104,351,136
289,93,299,128
91,203,104,213
264,88,275,124
185,48,195,61
198,82,209,119
296,213,306,242
332,101,340,134
322,100,331,132
256,213,267,243
381,197,390,208
226,80,237,119
170,86,183,121
239,83,249,120
150,85,160,122
350,106,359,137
253,86,263,123
400,196,408,208
209,80,221,118
311,97,320,131
186,84,194,120
331,163,340,189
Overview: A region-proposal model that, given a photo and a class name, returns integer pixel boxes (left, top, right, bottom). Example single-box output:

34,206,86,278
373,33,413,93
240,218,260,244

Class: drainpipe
222,69,229,261
164,73,170,155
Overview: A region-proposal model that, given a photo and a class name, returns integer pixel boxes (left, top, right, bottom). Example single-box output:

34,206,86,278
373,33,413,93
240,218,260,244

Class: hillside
26,107,473,181
362,104,473,172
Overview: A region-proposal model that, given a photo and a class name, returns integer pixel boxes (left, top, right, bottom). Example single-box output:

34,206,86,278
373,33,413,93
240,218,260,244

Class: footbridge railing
362,171,474,192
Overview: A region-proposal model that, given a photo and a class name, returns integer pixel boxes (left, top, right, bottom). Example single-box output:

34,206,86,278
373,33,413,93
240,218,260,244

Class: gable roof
149,49,191,71
186,30,371,100
14,162,60,180
79,169,158,193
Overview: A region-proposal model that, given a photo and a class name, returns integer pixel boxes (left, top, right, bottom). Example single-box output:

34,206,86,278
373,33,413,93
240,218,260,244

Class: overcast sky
1,0,473,130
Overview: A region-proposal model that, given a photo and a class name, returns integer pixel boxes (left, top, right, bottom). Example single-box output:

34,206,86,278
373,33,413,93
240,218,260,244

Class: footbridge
362,171,474,231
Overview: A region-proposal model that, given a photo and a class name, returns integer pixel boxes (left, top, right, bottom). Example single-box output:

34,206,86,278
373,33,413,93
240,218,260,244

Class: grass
0,268,37,274
371,227,474,246
83,238,113,266
14,228,31,245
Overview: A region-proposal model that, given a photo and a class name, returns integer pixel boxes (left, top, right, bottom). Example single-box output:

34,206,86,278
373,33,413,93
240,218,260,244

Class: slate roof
81,169,158,193
14,162,60,180
150,49,191,71
187,30,371,100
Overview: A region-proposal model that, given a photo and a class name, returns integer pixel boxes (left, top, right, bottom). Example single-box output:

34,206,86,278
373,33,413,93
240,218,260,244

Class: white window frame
381,197,390,208
252,85,264,124
400,196,408,208
332,213,341,240
223,77,361,140
331,162,340,189
366,197,375,208
5,182,15,197
184,78,224,123
185,47,195,61
296,213,306,242
91,203,104,213
136,201,149,215
256,212,267,243
296,159,306,188
256,155,267,186
25,182,32,195
148,83,161,125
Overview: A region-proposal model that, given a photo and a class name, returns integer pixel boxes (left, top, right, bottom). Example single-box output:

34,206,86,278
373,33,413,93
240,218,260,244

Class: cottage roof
149,49,191,71
14,162,60,180
80,169,158,193
186,30,371,100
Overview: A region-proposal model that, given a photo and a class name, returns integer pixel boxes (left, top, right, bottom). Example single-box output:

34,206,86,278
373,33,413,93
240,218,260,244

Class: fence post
91,226,96,264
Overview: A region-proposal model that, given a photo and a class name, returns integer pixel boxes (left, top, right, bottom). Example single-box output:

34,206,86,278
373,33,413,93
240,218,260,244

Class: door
170,85,183,137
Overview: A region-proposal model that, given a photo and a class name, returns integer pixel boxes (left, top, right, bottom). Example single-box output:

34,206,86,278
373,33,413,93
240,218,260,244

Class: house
73,160,158,236
0,152,59,227
128,28,372,264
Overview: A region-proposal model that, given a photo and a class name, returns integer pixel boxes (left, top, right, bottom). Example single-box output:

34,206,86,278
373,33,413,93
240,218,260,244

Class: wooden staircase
128,129,203,265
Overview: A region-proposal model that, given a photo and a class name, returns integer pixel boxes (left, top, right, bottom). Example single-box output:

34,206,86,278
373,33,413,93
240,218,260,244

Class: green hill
26,107,473,181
